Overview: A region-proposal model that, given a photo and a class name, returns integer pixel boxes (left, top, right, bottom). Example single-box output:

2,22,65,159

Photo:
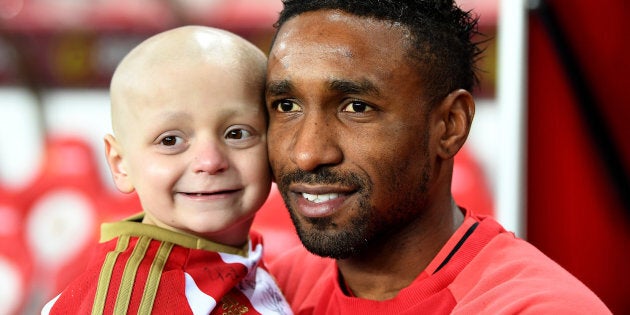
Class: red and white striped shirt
42,214,292,315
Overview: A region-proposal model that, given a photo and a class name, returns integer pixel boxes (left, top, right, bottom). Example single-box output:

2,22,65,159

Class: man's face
266,10,438,258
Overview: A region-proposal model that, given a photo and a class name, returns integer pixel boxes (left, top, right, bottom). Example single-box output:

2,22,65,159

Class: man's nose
290,113,342,172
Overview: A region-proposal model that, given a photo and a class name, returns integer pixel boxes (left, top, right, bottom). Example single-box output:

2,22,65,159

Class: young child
42,26,292,315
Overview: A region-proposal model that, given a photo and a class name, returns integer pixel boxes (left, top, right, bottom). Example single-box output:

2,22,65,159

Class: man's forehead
271,14,409,62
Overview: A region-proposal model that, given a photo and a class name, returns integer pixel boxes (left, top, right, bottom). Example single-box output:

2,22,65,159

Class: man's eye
226,129,252,140
343,101,373,113
274,100,302,112
160,136,181,146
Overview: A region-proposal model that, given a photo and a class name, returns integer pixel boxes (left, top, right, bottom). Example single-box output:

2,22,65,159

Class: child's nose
192,143,229,175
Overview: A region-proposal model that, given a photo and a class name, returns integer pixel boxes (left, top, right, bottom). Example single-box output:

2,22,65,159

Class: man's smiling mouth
302,192,341,203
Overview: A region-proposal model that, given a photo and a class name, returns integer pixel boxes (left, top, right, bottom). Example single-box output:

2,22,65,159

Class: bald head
109,25,267,141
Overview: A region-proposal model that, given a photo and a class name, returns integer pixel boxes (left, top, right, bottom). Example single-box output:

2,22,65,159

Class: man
264,0,611,314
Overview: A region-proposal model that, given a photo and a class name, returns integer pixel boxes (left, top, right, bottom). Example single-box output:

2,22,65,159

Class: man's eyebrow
329,79,380,96
266,80,293,97
265,78,380,97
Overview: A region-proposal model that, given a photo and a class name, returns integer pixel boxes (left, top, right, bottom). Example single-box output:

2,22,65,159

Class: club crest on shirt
220,293,249,315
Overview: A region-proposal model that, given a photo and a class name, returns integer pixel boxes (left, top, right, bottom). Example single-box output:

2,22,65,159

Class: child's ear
435,89,475,159
104,134,135,194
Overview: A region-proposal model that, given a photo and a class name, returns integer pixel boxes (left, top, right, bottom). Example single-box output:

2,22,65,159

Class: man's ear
104,134,135,194
435,89,475,159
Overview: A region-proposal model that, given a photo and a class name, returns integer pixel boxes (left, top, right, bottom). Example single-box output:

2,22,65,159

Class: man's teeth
302,193,340,203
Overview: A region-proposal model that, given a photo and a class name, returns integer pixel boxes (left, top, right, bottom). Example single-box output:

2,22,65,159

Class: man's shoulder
467,218,587,284
450,220,611,314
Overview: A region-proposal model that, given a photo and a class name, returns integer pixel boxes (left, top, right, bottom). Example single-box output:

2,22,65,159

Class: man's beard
277,168,373,259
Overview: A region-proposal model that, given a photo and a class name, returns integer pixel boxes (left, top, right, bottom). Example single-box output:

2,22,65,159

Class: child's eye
225,128,252,140
159,135,182,146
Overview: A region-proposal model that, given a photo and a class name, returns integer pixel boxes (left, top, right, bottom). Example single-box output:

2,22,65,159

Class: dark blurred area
526,0,630,313
0,0,282,88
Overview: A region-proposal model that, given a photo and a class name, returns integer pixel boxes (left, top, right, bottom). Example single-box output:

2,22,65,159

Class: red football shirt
269,209,611,314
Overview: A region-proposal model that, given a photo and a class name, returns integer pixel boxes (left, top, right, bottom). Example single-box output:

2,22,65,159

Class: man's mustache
277,168,368,189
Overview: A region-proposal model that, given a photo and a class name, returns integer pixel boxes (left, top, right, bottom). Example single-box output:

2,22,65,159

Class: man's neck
336,201,464,300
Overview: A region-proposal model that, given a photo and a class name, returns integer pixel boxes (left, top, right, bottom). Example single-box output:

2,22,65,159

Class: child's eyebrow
152,111,192,123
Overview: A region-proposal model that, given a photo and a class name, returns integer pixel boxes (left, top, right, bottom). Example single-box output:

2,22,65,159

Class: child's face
109,59,270,245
